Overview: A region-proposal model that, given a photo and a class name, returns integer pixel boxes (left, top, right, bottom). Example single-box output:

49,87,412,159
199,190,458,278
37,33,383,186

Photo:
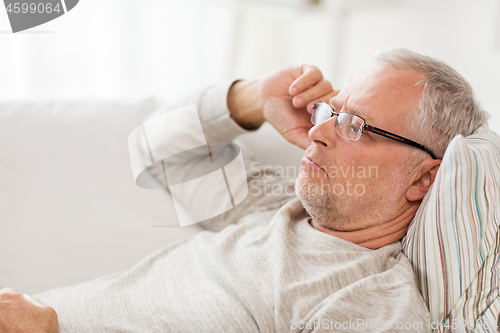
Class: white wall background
0,0,499,132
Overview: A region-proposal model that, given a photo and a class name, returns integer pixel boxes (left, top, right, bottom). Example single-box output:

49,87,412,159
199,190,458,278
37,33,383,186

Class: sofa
0,96,498,332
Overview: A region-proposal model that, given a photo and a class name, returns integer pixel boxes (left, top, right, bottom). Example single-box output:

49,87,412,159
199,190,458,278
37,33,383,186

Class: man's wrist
227,79,265,130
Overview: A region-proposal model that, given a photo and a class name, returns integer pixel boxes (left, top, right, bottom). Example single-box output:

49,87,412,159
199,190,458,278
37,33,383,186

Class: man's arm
0,287,58,333
133,65,336,230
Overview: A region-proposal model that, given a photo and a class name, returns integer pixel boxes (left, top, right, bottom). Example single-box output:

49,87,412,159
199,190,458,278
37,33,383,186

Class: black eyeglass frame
312,102,438,160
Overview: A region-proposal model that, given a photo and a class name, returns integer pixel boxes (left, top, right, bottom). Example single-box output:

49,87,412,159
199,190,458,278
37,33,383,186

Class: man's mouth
302,155,327,175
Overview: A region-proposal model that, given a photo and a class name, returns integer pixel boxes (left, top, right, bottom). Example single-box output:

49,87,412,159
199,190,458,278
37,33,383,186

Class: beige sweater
35,82,431,332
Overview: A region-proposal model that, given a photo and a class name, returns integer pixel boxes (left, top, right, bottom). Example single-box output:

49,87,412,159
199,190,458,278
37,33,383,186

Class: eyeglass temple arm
363,124,438,159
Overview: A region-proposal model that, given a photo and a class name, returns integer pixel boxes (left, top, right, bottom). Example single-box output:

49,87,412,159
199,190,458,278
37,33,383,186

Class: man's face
295,66,425,231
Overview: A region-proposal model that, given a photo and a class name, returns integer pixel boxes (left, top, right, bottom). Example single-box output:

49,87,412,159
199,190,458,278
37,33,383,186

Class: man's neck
308,206,417,250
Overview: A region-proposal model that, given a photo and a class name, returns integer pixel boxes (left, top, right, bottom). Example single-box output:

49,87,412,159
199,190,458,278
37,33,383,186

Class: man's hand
228,65,338,149
0,287,58,333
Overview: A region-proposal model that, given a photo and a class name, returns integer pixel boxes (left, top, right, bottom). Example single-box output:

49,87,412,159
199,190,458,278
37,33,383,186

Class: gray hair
374,48,489,159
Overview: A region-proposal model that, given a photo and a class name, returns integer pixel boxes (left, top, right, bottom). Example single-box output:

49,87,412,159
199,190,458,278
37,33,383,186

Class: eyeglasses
311,101,438,159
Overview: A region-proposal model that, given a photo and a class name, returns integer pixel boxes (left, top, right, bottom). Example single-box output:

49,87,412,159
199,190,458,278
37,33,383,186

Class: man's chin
295,173,325,207
295,172,357,229
294,172,309,198
295,175,336,228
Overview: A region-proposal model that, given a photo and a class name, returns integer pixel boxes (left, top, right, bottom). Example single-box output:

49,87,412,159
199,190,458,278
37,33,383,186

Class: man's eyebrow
329,96,370,121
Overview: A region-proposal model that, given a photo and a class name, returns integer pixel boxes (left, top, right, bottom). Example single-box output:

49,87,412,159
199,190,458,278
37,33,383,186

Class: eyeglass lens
311,103,331,125
311,103,365,141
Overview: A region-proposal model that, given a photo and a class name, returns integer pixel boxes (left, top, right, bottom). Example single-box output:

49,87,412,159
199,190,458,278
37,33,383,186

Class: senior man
0,48,488,332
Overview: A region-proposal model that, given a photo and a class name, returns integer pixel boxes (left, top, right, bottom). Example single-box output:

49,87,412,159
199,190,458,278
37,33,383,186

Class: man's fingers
0,288,59,333
305,90,340,114
0,288,43,307
289,65,323,96
23,294,44,306
0,287,22,300
292,79,332,108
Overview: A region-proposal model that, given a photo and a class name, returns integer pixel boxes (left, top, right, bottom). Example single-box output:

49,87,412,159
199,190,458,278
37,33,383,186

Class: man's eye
350,125,360,134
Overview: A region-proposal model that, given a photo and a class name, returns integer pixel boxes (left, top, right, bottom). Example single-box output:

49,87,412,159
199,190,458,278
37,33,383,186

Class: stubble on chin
295,161,411,231
294,172,362,230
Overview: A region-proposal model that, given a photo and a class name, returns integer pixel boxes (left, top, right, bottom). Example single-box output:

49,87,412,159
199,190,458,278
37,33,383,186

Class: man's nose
308,118,337,147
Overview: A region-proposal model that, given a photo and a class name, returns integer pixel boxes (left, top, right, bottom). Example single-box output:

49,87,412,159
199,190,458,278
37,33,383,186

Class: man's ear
406,159,441,202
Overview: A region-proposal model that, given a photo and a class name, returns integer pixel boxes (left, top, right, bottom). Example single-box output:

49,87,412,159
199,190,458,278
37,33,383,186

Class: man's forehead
328,67,424,123
329,95,371,121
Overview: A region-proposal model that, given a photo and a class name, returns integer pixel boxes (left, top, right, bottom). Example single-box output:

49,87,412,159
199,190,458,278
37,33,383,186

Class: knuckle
45,306,58,319
0,287,19,299
303,64,321,77
310,67,322,78
0,287,15,293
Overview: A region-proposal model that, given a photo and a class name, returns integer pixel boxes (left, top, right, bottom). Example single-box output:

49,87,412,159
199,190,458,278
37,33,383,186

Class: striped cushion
402,126,500,332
